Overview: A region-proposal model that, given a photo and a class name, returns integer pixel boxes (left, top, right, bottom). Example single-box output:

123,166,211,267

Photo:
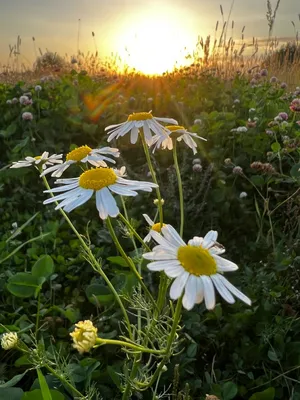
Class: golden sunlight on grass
115,11,196,75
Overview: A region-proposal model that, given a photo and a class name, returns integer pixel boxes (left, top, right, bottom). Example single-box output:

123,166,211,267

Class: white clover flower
249,108,256,113
70,320,98,354
239,192,248,199
1,332,18,350
105,111,178,146
143,214,166,242
10,152,63,170
194,119,202,125
11,222,18,229
43,167,158,219
22,112,33,121
41,146,119,178
143,225,251,310
35,85,42,92
12,97,18,104
153,125,206,155
236,127,248,133
19,95,29,105
6,100,12,105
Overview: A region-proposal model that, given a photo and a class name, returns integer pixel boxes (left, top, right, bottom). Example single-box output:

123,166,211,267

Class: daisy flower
143,225,251,310
153,125,206,154
10,152,63,170
143,214,166,242
105,111,178,146
41,145,119,178
43,167,158,219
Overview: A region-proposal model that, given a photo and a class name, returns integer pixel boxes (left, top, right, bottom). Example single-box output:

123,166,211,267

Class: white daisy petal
143,122,153,145
99,187,119,218
213,255,239,272
143,251,178,261
188,236,203,247
104,122,125,131
150,230,178,250
130,126,139,144
211,274,235,304
108,184,138,196
43,182,79,193
147,260,179,271
154,117,178,125
161,224,186,247
43,187,82,204
96,187,119,219
143,214,154,226
195,277,204,304
217,274,251,306
182,275,198,310
202,230,218,249
170,271,189,300
63,190,94,212
201,276,216,310
144,233,152,242
164,264,185,278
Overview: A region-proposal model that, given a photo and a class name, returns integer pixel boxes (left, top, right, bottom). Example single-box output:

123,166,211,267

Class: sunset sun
116,12,195,75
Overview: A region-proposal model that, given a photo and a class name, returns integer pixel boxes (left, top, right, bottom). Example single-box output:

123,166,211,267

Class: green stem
155,275,169,317
269,187,300,216
140,134,164,227
35,291,41,337
120,198,142,340
118,213,151,252
41,175,132,339
96,338,164,354
44,363,84,398
172,140,184,237
106,217,156,308
136,296,183,389
274,132,283,175
122,358,140,400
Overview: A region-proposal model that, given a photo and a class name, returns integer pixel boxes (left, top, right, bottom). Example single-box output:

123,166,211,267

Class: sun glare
115,10,195,75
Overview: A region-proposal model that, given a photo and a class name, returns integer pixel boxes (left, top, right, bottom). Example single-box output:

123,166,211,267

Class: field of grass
1,4,300,400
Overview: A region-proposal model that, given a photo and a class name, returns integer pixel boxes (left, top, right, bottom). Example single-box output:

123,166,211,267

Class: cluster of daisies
10,111,251,312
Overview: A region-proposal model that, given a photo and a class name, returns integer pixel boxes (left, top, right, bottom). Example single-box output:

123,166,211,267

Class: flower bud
154,198,164,206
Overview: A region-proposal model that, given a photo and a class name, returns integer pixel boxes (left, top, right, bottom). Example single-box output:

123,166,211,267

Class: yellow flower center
151,223,166,232
166,125,186,139
66,145,92,162
165,125,185,131
127,112,153,121
177,245,217,276
34,156,42,160
79,168,117,190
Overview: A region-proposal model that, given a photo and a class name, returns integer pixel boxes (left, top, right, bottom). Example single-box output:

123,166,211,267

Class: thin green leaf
37,369,52,400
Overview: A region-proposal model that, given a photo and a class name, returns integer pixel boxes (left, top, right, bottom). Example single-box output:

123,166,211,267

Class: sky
0,0,299,74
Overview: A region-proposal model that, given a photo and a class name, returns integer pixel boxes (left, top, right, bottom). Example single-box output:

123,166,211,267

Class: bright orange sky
0,0,298,74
